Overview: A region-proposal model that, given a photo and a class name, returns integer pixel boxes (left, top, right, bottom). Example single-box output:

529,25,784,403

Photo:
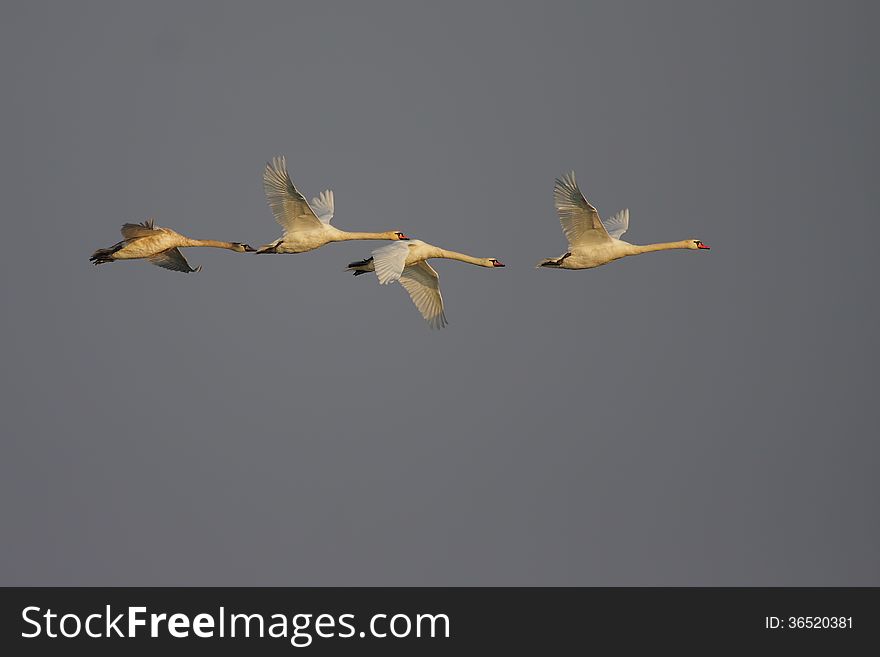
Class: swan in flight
90,219,254,273
537,172,710,270
347,239,505,328
256,156,408,254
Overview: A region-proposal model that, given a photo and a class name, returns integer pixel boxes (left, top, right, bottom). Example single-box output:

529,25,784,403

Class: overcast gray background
1,1,877,585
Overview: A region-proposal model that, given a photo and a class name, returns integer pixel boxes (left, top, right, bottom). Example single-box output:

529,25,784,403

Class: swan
90,219,254,273
347,239,505,328
255,156,408,254
537,172,710,270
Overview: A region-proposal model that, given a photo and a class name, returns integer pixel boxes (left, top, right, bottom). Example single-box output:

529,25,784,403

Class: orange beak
493,260,505,267
698,243,710,249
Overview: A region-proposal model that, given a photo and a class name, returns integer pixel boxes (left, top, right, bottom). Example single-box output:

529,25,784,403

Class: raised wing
603,208,629,239
310,189,334,224
371,241,410,285
120,218,160,239
263,156,324,234
398,261,447,329
554,171,611,247
147,248,200,273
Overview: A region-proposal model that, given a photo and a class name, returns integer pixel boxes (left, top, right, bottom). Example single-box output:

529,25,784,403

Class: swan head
487,258,505,267
230,242,256,252
393,231,410,240
688,239,710,250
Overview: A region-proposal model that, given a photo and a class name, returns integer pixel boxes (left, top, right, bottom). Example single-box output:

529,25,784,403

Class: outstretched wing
554,171,611,247
120,218,160,239
310,189,334,224
398,261,447,329
602,208,629,239
371,241,410,285
263,156,324,234
147,248,200,273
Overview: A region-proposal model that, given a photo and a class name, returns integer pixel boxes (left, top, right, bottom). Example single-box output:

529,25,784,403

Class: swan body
90,219,254,273
347,239,504,329
256,156,408,254
537,172,710,270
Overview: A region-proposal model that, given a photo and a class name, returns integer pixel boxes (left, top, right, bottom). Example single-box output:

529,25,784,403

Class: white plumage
348,239,505,329
90,219,255,273
538,171,709,270
257,156,407,254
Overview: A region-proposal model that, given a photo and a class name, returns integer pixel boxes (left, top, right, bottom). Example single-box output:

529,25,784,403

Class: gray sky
1,1,878,585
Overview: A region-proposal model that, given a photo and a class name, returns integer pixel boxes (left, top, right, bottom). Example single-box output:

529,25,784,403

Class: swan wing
554,171,611,247
263,156,324,234
371,241,410,285
310,189,335,224
602,208,629,239
398,261,447,329
147,248,200,273
120,218,160,239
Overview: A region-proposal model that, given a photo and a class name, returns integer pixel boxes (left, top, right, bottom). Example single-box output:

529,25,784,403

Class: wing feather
554,172,611,247
147,248,200,273
371,241,410,285
263,156,324,234
602,208,630,239
120,218,159,239
310,189,335,224
398,261,447,329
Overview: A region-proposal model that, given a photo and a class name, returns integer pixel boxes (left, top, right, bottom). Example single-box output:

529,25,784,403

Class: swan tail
90,241,125,265
346,256,374,276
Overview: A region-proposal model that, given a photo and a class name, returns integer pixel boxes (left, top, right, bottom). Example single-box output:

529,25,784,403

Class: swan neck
629,240,691,255
437,249,485,266
184,238,238,250
333,230,392,241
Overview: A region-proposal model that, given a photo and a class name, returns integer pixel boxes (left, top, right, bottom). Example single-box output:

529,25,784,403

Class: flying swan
537,172,710,270
256,156,408,254
347,239,505,329
90,219,254,273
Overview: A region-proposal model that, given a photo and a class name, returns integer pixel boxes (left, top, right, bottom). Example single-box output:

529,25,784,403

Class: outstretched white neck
182,238,241,250
333,230,395,241
437,249,490,267
626,240,693,255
